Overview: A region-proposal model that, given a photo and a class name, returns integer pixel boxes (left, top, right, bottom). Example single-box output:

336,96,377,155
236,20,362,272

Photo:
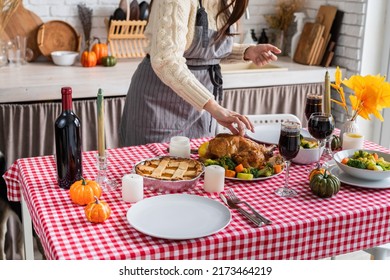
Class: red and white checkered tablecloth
3,138,390,260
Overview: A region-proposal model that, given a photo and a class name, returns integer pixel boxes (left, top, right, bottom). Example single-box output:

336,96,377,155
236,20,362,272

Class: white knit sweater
144,0,250,111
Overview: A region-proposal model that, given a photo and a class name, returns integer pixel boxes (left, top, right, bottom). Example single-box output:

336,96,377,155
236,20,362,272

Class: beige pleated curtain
0,97,126,168
0,83,323,168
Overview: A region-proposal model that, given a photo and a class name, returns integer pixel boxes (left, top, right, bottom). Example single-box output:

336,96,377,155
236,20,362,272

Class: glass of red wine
307,112,335,167
275,121,301,197
304,93,323,124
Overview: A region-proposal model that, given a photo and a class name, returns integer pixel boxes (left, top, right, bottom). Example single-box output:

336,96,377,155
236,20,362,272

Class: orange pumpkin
85,196,111,223
80,50,97,67
91,37,109,65
308,167,326,181
69,178,102,206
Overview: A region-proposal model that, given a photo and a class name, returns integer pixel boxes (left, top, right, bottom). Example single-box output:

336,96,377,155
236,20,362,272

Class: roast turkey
203,133,283,169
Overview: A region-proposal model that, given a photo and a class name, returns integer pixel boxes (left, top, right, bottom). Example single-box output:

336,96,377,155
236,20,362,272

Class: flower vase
340,118,359,144
274,30,286,56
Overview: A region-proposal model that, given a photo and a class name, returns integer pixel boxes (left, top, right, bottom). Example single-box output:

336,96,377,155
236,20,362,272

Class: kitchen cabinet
0,57,335,167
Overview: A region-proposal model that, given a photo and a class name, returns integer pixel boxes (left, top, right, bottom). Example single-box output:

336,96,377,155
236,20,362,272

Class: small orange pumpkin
85,196,111,223
91,37,109,65
69,178,102,206
80,49,97,67
308,167,326,182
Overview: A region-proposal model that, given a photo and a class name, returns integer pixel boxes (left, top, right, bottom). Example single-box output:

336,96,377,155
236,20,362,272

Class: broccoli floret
347,158,367,169
219,156,236,171
353,150,368,159
204,159,221,166
256,165,274,177
249,167,259,177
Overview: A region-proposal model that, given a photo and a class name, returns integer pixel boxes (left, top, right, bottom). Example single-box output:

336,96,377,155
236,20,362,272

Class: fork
219,193,263,227
226,189,272,225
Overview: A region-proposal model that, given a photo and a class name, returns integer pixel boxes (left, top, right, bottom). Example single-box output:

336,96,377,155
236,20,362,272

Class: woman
120,0,281,146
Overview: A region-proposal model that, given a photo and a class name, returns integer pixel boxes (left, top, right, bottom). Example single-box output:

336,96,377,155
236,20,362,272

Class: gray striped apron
119,1,233,146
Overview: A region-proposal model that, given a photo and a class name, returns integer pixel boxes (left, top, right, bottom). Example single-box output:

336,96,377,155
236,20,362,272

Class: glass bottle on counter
55,87,82,189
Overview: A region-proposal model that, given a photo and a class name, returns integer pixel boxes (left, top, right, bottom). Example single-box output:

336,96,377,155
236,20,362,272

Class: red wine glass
275,121,301,197
307,112,335,168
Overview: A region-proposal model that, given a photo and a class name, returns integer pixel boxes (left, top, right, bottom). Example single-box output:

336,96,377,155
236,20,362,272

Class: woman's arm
148,0,214,111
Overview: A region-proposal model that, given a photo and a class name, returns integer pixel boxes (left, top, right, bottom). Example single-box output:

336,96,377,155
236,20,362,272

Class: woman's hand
204,99,254,136
244,44,282,66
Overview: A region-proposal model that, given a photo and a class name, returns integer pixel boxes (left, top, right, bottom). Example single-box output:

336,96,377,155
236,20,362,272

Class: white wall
24,0,141,42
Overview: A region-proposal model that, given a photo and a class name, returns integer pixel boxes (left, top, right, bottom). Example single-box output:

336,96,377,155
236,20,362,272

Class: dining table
3,136,390,260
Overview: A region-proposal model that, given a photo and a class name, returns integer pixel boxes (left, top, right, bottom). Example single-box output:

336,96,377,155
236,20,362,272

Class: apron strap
187,64,223,102
196,0,209,48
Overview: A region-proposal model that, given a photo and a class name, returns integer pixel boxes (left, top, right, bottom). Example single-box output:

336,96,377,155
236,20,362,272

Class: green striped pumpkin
309,170,341,198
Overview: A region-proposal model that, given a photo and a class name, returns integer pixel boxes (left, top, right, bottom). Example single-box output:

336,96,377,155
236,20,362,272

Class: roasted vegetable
101,55,117,67
300,136,318,149
204,159,220,166
219,156,236,171
256,164,274,177
204,156,236,171
347,158,367,169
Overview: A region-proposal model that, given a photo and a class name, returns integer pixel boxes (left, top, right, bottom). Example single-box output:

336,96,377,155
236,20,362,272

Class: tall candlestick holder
96,152,118,192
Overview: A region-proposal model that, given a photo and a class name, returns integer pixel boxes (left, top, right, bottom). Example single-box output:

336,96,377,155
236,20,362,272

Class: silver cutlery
226,189,272,225
219,193,263,227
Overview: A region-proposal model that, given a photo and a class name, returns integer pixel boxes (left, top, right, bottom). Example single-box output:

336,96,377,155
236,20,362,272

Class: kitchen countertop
0,56,336,104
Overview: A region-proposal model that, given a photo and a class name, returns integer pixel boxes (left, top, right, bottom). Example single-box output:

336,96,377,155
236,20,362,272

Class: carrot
225,169,236,178
273,164,282,174
235,163,245,173
373,153,379,161
341,157,349,164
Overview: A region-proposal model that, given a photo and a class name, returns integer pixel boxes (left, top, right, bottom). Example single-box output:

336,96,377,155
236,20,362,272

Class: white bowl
51,51,78,66
292,136,324,165
333,149,390,181
292,143,325,165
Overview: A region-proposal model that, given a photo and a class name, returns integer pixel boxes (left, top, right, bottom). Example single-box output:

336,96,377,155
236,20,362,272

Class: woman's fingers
224,113,254,136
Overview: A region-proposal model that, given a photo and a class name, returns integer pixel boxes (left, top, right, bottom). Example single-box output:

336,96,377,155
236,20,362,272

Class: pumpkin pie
135,157,204,181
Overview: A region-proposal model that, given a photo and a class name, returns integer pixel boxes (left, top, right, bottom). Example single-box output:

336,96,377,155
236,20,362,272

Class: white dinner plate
328,165,390,189
246,125,311,145
126,194,231,240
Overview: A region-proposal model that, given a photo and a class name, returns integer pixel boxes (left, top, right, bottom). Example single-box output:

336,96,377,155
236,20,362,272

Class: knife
219,193,263,227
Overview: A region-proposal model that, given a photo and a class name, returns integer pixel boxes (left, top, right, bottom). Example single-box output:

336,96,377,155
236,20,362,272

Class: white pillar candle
342,132,364,150
203,165,225,193
169,136,191,158
122,174,144,203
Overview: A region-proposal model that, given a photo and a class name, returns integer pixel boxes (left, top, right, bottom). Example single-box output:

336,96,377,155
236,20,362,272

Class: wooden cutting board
313,5,338,65
293,22,324,65
37,20,79,57
0,3,43,61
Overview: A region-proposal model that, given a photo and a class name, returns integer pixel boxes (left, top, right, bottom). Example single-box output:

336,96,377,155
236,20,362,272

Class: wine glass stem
284,160,291,189
317,140,324,168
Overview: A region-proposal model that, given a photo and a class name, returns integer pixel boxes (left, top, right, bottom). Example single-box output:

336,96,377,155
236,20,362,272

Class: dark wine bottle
54,87,82,189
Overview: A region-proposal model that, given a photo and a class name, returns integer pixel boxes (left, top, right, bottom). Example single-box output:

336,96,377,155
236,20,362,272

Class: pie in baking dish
135,157,204,181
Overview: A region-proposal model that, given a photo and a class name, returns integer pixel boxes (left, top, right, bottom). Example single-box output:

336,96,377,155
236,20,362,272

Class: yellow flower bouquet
331,67,390,121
